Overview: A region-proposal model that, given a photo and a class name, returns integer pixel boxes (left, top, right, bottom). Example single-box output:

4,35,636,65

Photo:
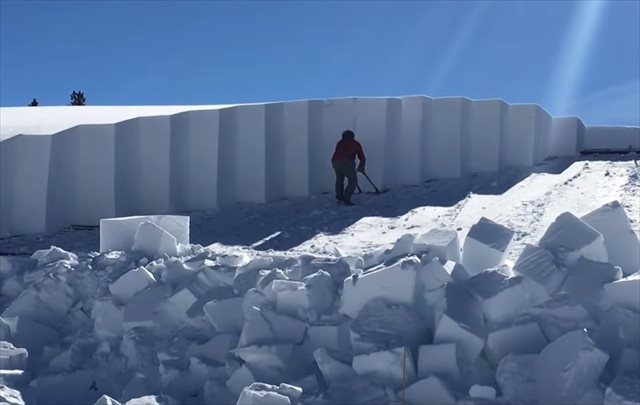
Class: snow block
485,322,547,365
0,135,52,236
303,270,335,316
231,344,295,383
594,307,640,384
91,299,124,339
604,375,640,405
237,387,290,405
464,99,507,174
226,364,256,396
354,98,390,191
0,341,28,370
280,101,310,198
169,110,220,212
2,316,60,354
514,244,566,295
398,96,429,185
413,228,461,263
351,299,427,347
462,217,514,275
469,385,496,400
538,212,608,266
352,347,416,387
548,116,580,157
203,297,244,334
404,376,456,405
466,269,548,325
536,329,609,405
417,343,459,383
239,307,306,347
123,285,170,329
114,116,171,216
95,395,122,405
0,385,24,405
582,201,640,275
109,267,156,304
272,280,310,319
100,215,189,253
434,314,484,365
604,272,640,313
313,348,357,385
502,104,549,167
340,256,419,319
425,97,468,179
496,354,537,405
307,324,352,354
583,126,640,152
563,257,622,316
131,221,178,258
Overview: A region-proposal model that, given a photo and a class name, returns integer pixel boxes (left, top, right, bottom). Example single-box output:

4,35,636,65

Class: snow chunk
469,385,496,400
239,307,306,347
226,364,256,396
303,270,336,316
536,329,609,405
417,343,459,383
462,217,514,275
340,256,420,319
604,375,640,405
0,341,28,370
231,344,295,383
485,322,547,365
352,347,415,387
203,297,244,334
122,285,169,330
414,228,461,262
307,324,352,354
237,386,290,405
95,395,122,405
100,215,189,253
187,334,238,363
496,354,537,405
604,272,640,313
563,257,622,316
594,307,640,383
404,376,456,405
2,316,59,353
272,280,310,319
539,212,608,266
313,348,357,385
582,200,640,275
109,267,156,304
0,385,24,405
30,246,77,267
132,221,178,258
514,244,566,294
351,299,427,347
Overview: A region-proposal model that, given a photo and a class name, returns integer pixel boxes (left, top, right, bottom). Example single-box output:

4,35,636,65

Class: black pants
332,160,357,202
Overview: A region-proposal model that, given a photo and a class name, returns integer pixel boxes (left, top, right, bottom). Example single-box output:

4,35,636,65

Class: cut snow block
417,343,459,383
232,344,295,383
404,376,456,405
275,101,310,199
109,267,156,304
563,257,622,316
307,324,352,354
313,348,357,386
1,316,59,355
582,201,640,275
536,329,609,405
466,269,548,326
351,299,427,347
397,96,426,186
469,385,496,400
604,375,640,405
0,341,28,370
594,307,640,383
603,272,640,313
496,354,537,405
434,314,484,365
272,280,310,319
340,256,420,319
239,307,306,347
132,221,178,258
203,297,244,334
502,104,548,167
94,395,122,405
123,285,170,329
424,97,468,179
414,229,461,263
354,98,391,192
583,126,640,152
100,215,189,253
236,388,291,405
91,299,124,339
226,364,256,396
0,135,51,237
303,270,336,315
485,322,547,365
462,217,514,275
538,212,608,267
549,117,580,157
514,244,566,295
464,99,506,174
352,347,416,387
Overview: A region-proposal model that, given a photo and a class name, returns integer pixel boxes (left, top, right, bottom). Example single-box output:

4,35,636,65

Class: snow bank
2,96,635,238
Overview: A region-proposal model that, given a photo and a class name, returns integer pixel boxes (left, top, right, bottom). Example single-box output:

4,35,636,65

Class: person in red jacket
331,130,366,206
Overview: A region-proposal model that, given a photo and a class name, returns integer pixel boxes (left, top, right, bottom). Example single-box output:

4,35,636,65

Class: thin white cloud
566,80,640,126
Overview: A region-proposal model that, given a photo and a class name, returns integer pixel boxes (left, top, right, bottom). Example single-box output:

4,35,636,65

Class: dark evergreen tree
28,98,39,106
70,91,86,106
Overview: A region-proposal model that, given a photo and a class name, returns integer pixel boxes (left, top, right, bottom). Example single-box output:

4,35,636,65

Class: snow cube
518,293,596,341
239,307,306,347
303,270,336,315
0,341,28,370
272,280,310,318
237,386,291,405
413,228,461,262
94,395,122,405
593,307,640,383
514,244,566,294
122,285,170,329
187,334,238,364
469,385,496,400
351,299,427,347
131,221,178,258
496,354,537,405
91,299,124,339
536,329,609,405
203,297,244,334
417,343,459,382
604,272,640,313
100,215,189,253
404,376,456,405
434,314,484,365
313,348,357,385
109,267,156,304
462,217,514,275
226,364,256,396
418,258,453,291
167,288,198,314
352,347,415,387
563,257,622,316
231,344,295,383
485,322,547,365
340,256,420,319
538,212,608,266
582,200,640,275
307,324,351,354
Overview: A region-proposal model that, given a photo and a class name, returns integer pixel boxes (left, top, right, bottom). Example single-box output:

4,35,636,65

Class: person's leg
333,162,345,201
343,163,358,203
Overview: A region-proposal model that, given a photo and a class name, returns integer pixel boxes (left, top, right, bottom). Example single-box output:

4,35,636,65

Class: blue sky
1,0,638,125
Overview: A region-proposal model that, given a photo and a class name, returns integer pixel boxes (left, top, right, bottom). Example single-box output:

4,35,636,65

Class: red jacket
331,139,366,165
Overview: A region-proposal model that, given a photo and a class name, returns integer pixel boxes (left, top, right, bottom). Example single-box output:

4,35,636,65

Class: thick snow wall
0,96,637,237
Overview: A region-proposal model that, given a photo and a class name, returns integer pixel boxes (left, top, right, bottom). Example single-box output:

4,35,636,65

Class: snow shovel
359,171,381,194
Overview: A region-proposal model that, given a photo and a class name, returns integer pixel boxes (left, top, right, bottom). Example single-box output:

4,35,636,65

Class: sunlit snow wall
1,96,639,237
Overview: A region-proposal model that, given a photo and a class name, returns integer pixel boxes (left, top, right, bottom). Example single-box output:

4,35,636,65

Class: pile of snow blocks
0,201,638,404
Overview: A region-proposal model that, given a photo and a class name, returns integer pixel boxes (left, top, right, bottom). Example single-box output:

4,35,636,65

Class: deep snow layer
2,97,639,238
